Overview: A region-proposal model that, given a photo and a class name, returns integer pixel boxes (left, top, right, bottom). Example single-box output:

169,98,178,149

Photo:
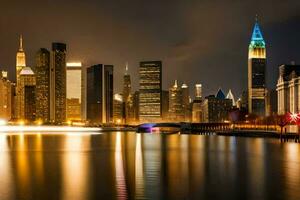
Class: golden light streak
0,126,101,133
115,132,127,199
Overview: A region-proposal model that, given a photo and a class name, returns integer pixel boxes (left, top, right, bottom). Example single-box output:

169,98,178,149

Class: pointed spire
19,34,23,51
125,62,128,75
174,80,178,88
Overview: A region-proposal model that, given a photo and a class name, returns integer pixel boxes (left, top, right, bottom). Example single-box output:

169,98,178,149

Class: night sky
0,0,299,98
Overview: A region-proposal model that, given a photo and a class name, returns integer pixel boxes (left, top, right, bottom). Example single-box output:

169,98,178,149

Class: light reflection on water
0,132,299,200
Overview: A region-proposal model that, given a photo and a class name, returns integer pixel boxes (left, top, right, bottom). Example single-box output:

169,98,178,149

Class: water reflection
0,132,299,200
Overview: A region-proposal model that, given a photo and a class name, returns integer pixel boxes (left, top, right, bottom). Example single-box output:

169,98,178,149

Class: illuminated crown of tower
249,17,266,50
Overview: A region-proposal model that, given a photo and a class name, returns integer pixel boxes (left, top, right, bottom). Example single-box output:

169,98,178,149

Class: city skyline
0,1,299,97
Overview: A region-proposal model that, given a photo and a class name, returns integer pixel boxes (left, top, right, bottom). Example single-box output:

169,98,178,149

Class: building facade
15,35,27,119
248,20,267,116
50,43,67,124
0,71,13,120
192,84,203,123
86,64,113,124
139,61,162,122
18,67,36,122
113,94,124,124
168,80,184,122
66,62,82,120
35,48,50,123
202,89,232,123
277,64,300,115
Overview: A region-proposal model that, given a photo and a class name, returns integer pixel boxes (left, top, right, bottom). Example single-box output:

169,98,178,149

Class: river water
0,132,299,200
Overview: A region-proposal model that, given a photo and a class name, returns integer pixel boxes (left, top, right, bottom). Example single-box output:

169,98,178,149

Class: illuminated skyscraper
202,89,232,123
181,83,191,122
123,62,131,103
113,93,124,124
16,35,26,85
169,80,184,122
139,61,162,122
0,71,13,120
123,62,132,123
66,62,82,120
195,84,202,100
35,48,50,123
86,64,113,124
192,84,203,123
81,64,87,121
15,35,27,119
50,43,67,124
18,67,36,121
248,18,266,116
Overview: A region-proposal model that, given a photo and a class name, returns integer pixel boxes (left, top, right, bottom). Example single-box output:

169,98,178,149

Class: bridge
137,122,231,133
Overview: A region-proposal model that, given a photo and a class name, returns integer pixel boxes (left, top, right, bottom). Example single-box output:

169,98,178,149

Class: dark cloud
0,0,299,98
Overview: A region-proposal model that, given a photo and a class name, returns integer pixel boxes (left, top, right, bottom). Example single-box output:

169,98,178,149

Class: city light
66,62,82,67
0,125,101,133
0,119,7,126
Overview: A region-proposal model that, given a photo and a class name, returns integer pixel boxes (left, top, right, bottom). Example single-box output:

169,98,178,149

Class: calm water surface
0,132,300,200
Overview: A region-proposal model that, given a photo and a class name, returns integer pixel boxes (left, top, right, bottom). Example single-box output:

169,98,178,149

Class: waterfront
0,132,300,200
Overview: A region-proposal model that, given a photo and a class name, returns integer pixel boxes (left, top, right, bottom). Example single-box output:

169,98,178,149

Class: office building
182,83,191,122
50,43,67,124
195,84,202,100
15,35,27,119
18,67,36,121
169,80,184,122
202,89,232,123
35,48,50,123
113,94,124,124
139,61,162,122
0,71,13,120
86,64,113,124
66,62,82,120
248,18,267,116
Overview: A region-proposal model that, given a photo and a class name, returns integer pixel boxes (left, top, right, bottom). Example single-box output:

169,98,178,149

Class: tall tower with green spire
248,16,267,116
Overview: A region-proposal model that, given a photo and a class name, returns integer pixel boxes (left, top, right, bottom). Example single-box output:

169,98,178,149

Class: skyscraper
113,93,124,124
192,84,203,123
50,43,67,124
123,62,131,123
181,83,191,122
19,67,36,121
16,35,26,85
169,80,184,122
195,84,202,100
202,89,232,123
248,18,267,116
35,48,50,123
123,62,131,103
0,71,13,120
86,64,113,124
15,35,27,119
66,62,82,120
139,61,162,122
